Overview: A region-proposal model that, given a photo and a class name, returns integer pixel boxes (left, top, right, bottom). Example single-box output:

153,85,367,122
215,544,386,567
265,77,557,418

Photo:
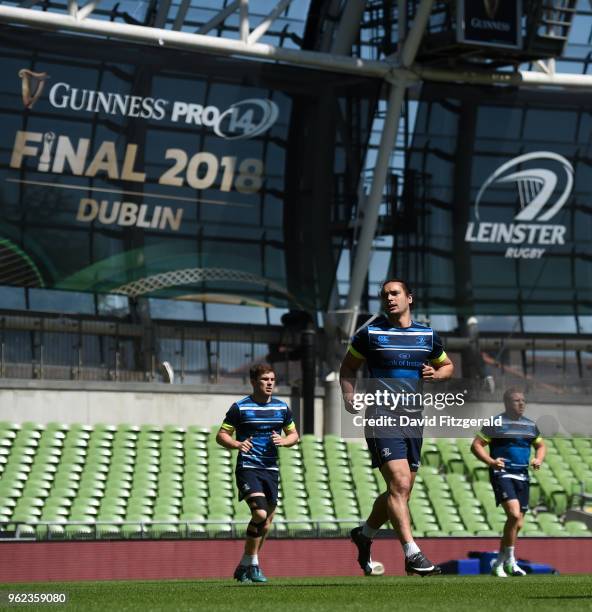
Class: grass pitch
1,576,591,612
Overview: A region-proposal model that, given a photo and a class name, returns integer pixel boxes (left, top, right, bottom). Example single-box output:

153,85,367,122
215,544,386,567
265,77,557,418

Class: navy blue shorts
365,424,423,471
490,473,529,513
236,468,279,506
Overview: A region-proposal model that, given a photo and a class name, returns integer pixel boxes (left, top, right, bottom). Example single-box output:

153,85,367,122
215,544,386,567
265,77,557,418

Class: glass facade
399,82,592,316
0,25,378,314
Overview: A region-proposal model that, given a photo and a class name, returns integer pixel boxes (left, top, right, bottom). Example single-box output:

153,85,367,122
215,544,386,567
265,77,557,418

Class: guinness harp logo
483,0,500,20
18,69,49,109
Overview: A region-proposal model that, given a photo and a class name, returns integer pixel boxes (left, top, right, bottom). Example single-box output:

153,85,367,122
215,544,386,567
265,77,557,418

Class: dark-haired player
340,279,453,576
216,364,299,583
471,388,545,577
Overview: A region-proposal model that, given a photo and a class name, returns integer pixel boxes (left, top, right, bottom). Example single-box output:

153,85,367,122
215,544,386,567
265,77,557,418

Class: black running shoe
405,551,441,576
233,564,250,583
350,526,373,576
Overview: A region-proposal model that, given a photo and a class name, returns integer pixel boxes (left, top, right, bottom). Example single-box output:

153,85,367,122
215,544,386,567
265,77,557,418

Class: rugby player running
340,279,454,576
471,388,545,577
216,364,299,583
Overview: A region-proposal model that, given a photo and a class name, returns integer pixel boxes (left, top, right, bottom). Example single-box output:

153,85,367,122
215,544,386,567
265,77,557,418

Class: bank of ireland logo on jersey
377,335,389,345
465,152,573,260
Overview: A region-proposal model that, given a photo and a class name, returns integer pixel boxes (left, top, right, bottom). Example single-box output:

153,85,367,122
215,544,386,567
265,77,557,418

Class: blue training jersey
348,316,448,410
478,413,542,481
221,395,295,471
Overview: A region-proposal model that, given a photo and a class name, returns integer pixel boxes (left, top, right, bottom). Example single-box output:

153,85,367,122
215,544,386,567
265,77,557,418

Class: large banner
400,83,592,315
0,27,378,310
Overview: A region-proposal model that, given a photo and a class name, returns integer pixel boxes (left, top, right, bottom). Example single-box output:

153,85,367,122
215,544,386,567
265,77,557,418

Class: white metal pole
331,0,367,55
401,0,434,67
248,0,293,45
239,0,249,43
342,0,434,335
343,82,406,333
397,0,407,49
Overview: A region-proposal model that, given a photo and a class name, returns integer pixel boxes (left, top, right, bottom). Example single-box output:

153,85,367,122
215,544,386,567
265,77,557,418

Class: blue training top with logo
478,413,542,481
221,396,295,471
348,316,448,408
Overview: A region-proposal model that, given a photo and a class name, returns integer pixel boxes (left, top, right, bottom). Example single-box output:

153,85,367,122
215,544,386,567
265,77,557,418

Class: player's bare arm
271,427,299,447
216,428,253,453
339,351,364,414
471,435,505,469
421,357,454,381
531,438,546,470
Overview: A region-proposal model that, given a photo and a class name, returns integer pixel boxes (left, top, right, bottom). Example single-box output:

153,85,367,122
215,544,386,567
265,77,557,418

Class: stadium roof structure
0,0,591,337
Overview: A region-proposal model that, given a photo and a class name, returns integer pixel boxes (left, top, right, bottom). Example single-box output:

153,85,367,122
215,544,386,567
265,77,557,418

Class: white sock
240,554,258,566
403,541,420,558
505,546,515,564
362,522,379,539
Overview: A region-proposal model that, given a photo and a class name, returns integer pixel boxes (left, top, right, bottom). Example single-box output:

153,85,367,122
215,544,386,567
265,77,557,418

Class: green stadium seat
15,524,36,538
21,422,44,431
564,520,590,535
267,521,285,536
147,524,181,539
41,505,70,521
475,529,499,536
12,509,41,522
425,529,448,537
420,440,441,467
38,524,68,540
186,523,207,538
65,524,95,539
126,511,152,522
121,524,144,539
536,512,563,533
96,524,122,539
450,529,473,536
0,485,24,499
205,523,232,538
187,425,209,436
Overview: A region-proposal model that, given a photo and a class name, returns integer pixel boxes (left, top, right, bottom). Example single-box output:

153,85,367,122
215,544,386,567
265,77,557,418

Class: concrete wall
0,380,325,435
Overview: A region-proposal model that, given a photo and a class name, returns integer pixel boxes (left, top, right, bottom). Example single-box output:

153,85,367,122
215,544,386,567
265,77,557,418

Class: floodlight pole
342,0,434,337
325,0,434,437
342,80,406,335
330,0,368,54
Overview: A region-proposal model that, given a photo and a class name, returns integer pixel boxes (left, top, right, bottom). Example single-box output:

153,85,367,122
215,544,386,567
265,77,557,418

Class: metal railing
0,310,590,393
0,312,302,386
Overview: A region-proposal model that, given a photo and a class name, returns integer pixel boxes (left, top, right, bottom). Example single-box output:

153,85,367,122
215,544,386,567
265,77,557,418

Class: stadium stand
1,421,591,541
